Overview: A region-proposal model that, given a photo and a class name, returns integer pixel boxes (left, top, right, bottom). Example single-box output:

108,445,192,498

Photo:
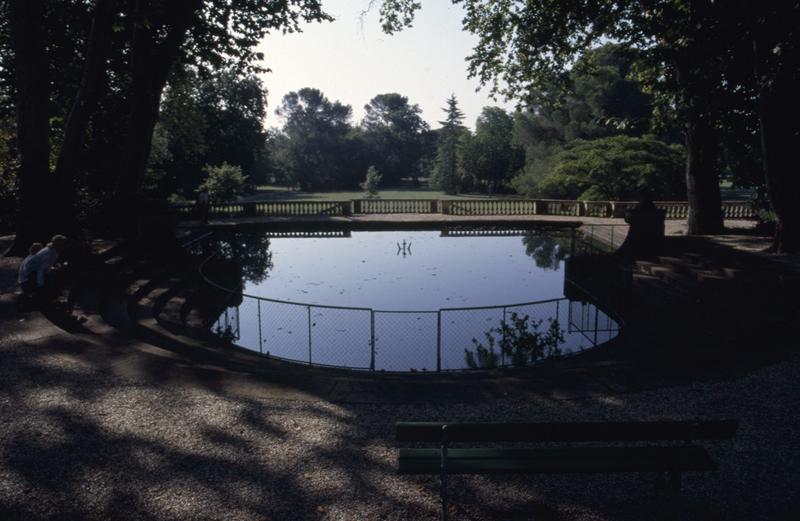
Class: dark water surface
209,227,620,371
245,230,568,309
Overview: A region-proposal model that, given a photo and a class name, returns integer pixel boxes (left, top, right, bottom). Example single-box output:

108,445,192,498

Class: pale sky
256,0,515,131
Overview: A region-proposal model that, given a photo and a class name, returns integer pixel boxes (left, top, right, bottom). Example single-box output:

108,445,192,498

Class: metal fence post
370,310,376,370
257,299,263,354
436,311,442,372
555,300,560,325
501,307,507,367
570,227,576,255
307,305,312,364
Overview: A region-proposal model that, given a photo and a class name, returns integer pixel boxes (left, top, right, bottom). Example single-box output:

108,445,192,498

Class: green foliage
460,107,524,192
271,88,354,191
513,135,686,201
362,93,430,185
361,165,382,198
189,2,331,78
143,123,173,196
198,162,248,202
153,68,267,199
466,313,565,369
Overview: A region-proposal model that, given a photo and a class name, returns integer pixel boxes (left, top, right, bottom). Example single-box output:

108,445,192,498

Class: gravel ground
1,311,798,520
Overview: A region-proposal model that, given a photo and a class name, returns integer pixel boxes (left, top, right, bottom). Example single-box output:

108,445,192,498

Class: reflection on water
204,226,622,371
465,313,565,369
219,229,576,310
523,233,570,270
211,232,274,285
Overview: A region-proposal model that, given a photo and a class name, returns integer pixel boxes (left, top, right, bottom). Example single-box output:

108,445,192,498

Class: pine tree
431,94,465,194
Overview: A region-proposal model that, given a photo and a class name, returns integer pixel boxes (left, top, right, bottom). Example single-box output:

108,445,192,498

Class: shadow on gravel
2,323,799,520
2,235,800,520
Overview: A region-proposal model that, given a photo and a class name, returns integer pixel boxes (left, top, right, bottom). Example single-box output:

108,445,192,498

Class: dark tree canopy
1,0,330,250
273,88,354,191
460,106,524,193
361,93,429,185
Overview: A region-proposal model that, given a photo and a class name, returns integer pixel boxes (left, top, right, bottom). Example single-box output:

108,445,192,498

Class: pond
203,225,621,372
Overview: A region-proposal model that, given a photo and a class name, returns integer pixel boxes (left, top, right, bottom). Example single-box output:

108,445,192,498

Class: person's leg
17,276,38,311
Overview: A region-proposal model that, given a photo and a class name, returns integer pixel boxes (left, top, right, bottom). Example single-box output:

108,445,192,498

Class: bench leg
667,471,683,521
441,426,449,521
440,471,448,521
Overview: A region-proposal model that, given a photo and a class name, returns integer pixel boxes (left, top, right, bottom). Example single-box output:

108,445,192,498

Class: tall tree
274,88,353,191
747,2,800,252
431,94,465,194
6,0,52,254
111,0,203,233
361,93,429,186
3,0,331,248
460,107,524,193
52,0,115,235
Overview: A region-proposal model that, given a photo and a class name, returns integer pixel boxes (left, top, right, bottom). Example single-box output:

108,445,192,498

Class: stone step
656,255,708,275
648,266,703,295
631,273,695,307
633,260,661,276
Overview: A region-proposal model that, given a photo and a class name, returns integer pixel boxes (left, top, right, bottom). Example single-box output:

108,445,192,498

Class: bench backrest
396,420,738,443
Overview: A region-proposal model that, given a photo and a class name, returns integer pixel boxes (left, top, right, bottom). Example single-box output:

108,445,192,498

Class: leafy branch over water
466,312,565,369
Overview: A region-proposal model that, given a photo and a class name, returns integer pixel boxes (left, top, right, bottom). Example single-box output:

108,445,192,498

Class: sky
256,0,515,131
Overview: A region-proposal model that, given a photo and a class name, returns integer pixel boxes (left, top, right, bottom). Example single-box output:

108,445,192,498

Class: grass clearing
248,185,516,202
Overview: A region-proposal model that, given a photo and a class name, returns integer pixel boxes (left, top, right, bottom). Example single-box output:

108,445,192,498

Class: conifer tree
431,94,465,194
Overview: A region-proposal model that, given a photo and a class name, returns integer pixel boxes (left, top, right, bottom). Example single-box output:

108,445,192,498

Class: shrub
360,165,382,198
197,162,248,202
513,135,686,201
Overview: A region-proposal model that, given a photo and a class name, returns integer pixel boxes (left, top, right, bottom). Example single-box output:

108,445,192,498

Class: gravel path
1,315,798,519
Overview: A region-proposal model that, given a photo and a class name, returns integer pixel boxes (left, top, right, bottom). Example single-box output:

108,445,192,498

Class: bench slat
398,446,717,475
396,421,738,443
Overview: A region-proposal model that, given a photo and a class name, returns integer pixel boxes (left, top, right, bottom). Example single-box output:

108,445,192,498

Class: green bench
397,420,738,520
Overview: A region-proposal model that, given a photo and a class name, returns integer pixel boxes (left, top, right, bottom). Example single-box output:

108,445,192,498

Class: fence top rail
171,198,752,209
359,198,434,202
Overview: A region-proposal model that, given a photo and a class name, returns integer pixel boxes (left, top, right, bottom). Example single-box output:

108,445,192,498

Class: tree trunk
5,0,54,256
683,104,724,235
673,55,725,235
53,0,116,236
111,0,200,236
753,37,800,253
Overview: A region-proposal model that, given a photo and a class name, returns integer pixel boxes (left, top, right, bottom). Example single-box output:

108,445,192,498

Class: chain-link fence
212,291,621,372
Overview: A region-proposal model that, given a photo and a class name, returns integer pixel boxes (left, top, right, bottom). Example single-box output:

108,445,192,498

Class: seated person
18,235,68,303
17,242,43,293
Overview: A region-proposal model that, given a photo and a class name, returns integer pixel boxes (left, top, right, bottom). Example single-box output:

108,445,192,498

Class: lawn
246,185,515,202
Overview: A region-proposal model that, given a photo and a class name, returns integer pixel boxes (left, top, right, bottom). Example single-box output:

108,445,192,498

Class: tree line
1,1,797,253
265,47,689,200
381,0,800,250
